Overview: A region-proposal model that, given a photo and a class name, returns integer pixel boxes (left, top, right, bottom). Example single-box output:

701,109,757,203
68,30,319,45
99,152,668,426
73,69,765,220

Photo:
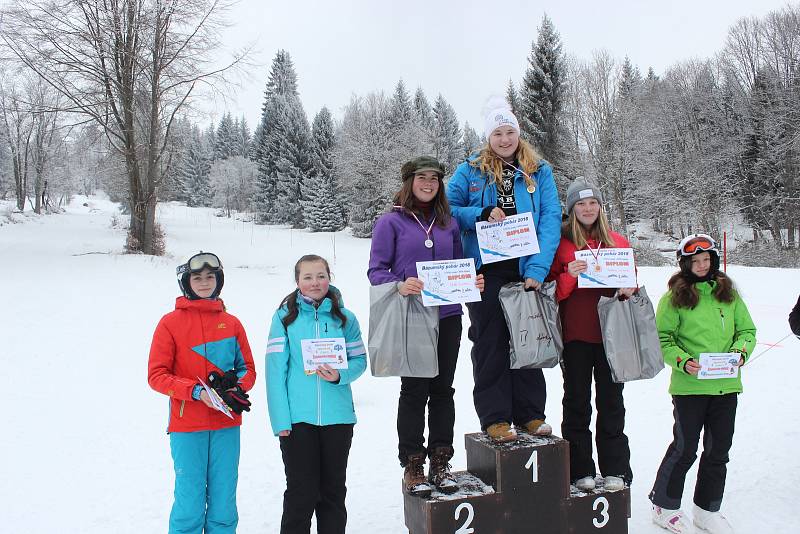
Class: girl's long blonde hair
563,207,616,250
469,138,542,190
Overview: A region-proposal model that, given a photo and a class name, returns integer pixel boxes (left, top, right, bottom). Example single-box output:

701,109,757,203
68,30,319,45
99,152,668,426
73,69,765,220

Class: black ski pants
397,314,462,465
561,341,632,483
279,422,354,534
649,393,737,512
466,273,546,430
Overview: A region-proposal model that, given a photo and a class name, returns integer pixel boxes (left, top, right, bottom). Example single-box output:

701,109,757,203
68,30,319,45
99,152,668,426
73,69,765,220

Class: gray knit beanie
565,177,604,214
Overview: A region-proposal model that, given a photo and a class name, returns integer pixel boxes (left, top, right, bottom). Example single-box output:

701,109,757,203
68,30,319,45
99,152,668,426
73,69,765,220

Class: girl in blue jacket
266,254,367,534
446,99,562,442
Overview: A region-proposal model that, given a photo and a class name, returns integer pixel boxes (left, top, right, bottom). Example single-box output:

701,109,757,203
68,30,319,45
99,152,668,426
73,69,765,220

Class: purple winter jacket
368,208,464,319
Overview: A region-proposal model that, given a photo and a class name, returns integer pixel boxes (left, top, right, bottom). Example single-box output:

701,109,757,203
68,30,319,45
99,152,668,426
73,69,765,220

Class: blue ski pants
169,426,240,534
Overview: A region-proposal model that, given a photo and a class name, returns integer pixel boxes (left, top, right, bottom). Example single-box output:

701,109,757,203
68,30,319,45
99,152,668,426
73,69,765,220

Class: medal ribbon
409,211,435,245
587,241,603,267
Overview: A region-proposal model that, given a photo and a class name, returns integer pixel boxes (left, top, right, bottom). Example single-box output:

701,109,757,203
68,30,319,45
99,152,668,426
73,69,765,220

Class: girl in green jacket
649,234,756,534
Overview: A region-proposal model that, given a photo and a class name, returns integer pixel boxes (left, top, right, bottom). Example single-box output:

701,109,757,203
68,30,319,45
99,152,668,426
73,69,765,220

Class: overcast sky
207,0,790,132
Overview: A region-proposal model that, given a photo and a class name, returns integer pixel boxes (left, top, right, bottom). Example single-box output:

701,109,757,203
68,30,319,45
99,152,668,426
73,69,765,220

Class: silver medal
424,239,434,249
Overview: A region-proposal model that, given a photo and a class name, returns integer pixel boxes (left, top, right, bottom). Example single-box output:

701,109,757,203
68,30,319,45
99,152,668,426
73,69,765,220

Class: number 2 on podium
525,450,539,483
454,502,474,533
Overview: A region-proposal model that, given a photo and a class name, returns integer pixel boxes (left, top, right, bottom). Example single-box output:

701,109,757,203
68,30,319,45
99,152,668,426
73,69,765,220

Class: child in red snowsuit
148,252,256,533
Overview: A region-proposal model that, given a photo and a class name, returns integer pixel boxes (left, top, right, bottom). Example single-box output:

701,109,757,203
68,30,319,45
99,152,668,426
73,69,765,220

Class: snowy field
1,195,798,533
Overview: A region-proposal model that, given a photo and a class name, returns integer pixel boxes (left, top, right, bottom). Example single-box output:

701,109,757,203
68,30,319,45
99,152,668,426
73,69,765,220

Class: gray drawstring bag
597,286,664,383
498,281,563,369
368,282,439,378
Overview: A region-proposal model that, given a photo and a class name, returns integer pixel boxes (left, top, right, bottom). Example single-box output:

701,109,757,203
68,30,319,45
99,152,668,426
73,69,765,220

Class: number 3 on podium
593,496,609,528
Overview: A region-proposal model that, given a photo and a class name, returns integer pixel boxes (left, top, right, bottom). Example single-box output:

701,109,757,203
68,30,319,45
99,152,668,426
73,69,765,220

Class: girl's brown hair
668,263,736,309
280,254,348,327
469,137,542,190
392,174,452,228
562,206,616,249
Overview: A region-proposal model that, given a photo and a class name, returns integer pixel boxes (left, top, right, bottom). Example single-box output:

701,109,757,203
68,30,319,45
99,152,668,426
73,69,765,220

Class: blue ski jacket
446,157,562,283
266,290,367,436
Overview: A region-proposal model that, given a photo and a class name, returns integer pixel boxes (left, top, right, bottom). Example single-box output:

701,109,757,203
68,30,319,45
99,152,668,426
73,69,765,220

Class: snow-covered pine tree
213,112,237,161
267,92,312,228
520,13,567,169
158,117,192,202
414,87,433,130
249,121,263,162
388,79,414,130
236,116,251,158
462,122,481,159
432,94,463,175
506,79,521,116
386,80,430,172
202,123,216,162
253,50,303,224
181,127,212,207
302,107,345,232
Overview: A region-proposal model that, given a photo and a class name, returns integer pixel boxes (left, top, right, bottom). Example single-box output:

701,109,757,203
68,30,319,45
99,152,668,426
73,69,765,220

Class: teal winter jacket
446,157,562,283
266,291,367,435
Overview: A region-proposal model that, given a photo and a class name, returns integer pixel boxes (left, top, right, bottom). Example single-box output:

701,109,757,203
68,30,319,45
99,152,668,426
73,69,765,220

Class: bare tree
1,0,246,253
0,71,33,212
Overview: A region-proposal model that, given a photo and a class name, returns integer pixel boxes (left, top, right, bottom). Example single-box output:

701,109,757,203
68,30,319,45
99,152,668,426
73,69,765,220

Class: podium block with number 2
404,432,630,533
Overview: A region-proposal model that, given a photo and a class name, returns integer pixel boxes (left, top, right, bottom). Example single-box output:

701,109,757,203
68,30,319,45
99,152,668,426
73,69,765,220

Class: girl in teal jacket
266,254,367,534
649,235,756,534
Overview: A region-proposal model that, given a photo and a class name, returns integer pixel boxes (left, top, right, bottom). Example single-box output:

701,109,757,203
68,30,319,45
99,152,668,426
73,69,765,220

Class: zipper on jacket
179,400,185,418
315,307,322,425
719,308,725,330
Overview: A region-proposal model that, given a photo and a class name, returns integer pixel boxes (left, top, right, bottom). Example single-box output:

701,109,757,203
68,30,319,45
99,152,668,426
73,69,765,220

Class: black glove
208,370,252,414
221,386,251,414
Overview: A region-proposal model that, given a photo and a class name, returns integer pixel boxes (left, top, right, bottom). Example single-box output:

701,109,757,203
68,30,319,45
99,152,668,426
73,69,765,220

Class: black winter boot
428,446,458,494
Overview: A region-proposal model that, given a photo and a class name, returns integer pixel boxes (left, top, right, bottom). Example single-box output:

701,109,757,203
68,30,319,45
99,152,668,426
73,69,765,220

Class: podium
404,433,630,533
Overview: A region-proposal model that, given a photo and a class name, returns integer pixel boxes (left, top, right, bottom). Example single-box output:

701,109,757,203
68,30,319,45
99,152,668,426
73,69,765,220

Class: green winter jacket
656,280,757,396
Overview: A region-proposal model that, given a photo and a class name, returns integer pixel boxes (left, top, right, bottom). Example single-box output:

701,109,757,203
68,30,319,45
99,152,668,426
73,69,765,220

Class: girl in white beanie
446,97,562,442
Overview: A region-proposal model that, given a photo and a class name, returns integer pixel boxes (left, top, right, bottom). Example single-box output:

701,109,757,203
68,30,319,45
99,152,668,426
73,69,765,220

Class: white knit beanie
483,95,520,140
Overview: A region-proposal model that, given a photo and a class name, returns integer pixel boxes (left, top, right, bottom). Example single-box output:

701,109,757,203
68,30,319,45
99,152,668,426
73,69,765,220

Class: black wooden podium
403,433,630,533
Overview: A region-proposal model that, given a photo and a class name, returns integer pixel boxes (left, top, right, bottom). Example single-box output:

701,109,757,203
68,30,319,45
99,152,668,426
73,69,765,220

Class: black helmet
176,252,224,300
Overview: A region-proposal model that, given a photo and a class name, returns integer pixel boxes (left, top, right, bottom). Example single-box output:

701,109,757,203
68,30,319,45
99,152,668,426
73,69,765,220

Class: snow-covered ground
1,195,797,533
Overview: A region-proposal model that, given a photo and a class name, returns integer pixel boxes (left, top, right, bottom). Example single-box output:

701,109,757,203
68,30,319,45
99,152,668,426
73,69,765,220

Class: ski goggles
678,235,717,256
176,252,223,276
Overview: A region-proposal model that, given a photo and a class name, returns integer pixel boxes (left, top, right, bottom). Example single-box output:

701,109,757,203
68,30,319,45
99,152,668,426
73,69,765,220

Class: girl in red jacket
547,179,636,493
148,252,256,534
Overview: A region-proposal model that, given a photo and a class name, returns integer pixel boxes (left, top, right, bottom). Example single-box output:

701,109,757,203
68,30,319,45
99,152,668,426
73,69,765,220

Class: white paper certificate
197,377,234,419
476,212,540,264
575,247,637,288
698,353,740,380
416,258,481,307
301,338,348,372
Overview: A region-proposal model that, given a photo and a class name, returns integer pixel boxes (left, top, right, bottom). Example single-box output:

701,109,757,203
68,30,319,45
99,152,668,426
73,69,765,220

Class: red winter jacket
547,231,633,344
148,297,256,433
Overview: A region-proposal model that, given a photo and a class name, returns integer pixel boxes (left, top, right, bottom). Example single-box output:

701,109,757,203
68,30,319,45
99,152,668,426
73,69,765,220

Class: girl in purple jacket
368,156,484,497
